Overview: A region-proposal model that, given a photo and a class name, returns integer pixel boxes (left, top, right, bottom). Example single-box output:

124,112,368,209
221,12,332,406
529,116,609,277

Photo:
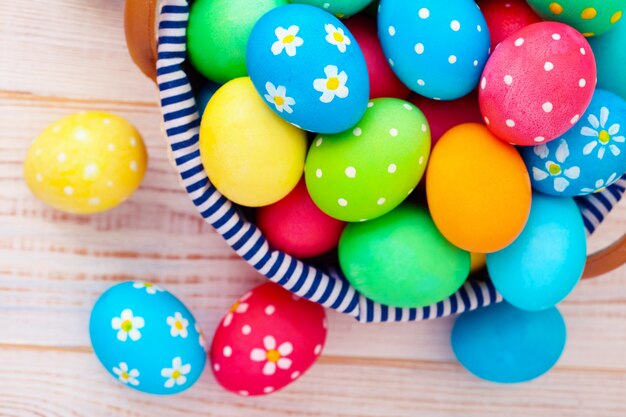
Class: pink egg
210,282,327,396
479,22,596,146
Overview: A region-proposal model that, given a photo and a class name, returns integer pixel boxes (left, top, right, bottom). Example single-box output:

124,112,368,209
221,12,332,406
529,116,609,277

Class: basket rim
154,0,626,323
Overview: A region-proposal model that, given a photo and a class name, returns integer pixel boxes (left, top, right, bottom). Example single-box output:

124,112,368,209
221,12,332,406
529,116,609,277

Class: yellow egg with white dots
24,112,147,214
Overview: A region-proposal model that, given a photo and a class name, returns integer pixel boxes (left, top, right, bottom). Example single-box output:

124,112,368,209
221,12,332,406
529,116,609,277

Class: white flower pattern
531,139,580,193
223,292,251,327
264,82,295,114
111,309,144,342
324,24,351,52
271,25,303,57
132,281,163,295
313,65,349,104
250,335,293,376
195,323,207,351
580,172,619,194
112,362,140,386
166,312,189,338
581,106,625,159
161,357,191,388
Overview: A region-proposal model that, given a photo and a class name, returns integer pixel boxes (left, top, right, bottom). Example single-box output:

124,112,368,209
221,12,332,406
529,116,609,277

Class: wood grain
1,1,625,416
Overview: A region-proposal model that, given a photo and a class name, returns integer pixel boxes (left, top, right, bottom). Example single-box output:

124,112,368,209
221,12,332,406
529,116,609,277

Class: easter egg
470,252,487,274
24,112,147,214
410,92,482,146
378,0,491,100
343,15,410,99
187,0,288,83
338,204,470,308
522,89,626,196
590,19,626,101
305,98,431,222
288,0,373,17
426,123,531,253
527,0,624,37
451,301,566,383
479,22,596,146
247,4,369,133
199,77,307,207
477,0,541,49
211,282,327,396
256,178,346,258
196,81,221,117
90,281,206,394
487,193,587,311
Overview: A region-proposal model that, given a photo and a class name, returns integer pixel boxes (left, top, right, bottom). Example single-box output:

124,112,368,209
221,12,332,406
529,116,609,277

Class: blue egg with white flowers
378,0,490,100
246,4,369,133
452,301,566,383
486,193,586,312
522,89,626,197
90,281,206,395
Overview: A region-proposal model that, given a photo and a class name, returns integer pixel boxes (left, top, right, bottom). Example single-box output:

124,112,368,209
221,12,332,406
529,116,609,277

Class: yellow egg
24,112,147,214
470,252,487,273
199,77,307,207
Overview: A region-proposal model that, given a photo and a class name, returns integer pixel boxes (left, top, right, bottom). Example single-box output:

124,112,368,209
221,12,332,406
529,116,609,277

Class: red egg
210,282,327,396
477,0,541,50
343,15,410,100
410,92,483,146
479,22,596,146
256,178,346,258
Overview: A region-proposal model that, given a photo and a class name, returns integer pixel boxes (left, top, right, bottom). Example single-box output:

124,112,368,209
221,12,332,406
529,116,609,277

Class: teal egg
288,0,373,17
486,193,586,311
451,302,566,383
590,19,626,101
89,282,206,395
522,89,626,196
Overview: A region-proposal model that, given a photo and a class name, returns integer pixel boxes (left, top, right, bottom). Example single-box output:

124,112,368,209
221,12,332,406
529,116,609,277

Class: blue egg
487,193,586,311
246,4,369,133
90,281,206,395
196,81,221,117
451,302,566,383
377,0,490,100
522,89,626,197
590,19,626,101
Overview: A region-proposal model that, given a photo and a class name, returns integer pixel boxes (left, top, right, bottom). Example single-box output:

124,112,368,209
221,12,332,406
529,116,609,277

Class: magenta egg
479,22,596,146
210,282,327,396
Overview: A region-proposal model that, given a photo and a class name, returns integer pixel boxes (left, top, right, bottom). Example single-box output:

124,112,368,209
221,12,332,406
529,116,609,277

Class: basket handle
122,0,625,279
124,0,158,82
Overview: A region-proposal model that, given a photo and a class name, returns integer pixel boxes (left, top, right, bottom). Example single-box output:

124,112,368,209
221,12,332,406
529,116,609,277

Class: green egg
526,0,624,37
288,0,373,18
305,98,430,222
339,204,470,308
187,0,288,83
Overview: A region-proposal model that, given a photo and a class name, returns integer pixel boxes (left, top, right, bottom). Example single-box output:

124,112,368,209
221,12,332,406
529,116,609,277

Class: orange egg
426,123,531,253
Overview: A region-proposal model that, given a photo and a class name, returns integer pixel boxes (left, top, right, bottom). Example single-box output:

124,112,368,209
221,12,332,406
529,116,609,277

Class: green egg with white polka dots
305,98,430,222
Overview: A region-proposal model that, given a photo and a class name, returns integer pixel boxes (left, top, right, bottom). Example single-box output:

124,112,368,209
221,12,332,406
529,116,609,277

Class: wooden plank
0,346,624,417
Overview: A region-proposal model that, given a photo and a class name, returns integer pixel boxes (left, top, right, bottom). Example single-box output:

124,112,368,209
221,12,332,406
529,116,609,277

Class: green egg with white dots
305,98,431,222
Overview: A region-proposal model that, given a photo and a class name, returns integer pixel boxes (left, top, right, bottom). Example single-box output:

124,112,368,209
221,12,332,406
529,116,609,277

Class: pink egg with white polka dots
479,22,596,146
210,282,327,396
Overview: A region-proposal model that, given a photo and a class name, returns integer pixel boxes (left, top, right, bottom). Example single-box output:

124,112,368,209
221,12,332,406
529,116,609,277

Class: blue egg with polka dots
522,89,626,197
378,0,490,100
246,4,369,134
89,281,206,395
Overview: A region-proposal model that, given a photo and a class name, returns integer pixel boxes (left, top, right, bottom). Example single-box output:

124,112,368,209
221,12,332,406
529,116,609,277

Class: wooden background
1,1,625,416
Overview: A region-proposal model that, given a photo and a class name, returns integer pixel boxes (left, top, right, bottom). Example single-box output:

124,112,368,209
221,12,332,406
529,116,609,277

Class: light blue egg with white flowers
378,0,490,100
522,89,626,197
90,281,206,395
246,4,369,133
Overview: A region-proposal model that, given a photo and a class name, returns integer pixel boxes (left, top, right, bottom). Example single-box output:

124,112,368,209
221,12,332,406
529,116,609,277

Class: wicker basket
124,0,626,323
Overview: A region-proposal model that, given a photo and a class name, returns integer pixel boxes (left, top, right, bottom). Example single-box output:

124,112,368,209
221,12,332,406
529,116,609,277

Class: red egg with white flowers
210,282,327,396
479,22,596,146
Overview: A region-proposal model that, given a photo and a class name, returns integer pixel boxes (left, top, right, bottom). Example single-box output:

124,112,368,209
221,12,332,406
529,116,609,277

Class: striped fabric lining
156,0,625,323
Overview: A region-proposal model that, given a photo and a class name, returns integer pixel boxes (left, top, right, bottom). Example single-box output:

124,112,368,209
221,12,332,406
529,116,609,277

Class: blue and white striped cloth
155,0,625,323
